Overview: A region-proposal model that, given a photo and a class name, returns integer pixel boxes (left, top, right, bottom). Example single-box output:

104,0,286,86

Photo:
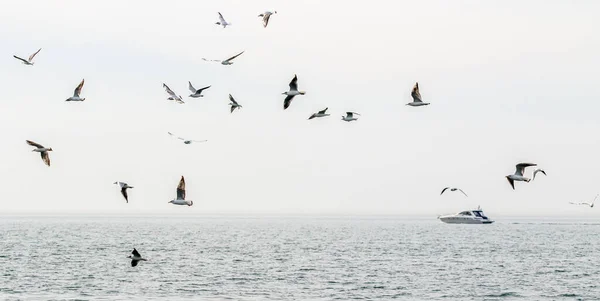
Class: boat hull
439,216,494,224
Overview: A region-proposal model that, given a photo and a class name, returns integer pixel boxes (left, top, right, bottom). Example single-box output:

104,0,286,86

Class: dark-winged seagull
113,182,133,203
188,82,211,98
127,248,147,267
26,140,52,166
13,48,41,65
169,176,193,206
282,74,306,110
228,94,242,113
441,187,468,197
342,112,360,122
406,82,430,107
65,79,86,101
215,12,231,28
258,11,277,28
308,108,330,120
506,163,537,190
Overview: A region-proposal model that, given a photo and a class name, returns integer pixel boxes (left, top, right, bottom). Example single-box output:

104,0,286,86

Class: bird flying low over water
203,51,245,65
215,12,231,28
569,194,598,208
127,248,147,267
168,132,207,144
228,94,242,113
533,169,546,180
282,74,306,110
163,83,184,104
342,112,360,122
441,187,468,197
258,11,277,27
506,163,537,190
169,176,193,206
188,82,211,98
308,108,330,120
406,82,430,107
113,182,133,203
13,48,41,65
26,140,52,166
65,79,85,101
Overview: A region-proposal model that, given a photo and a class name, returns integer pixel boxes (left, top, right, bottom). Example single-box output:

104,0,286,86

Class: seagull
215,12,231,28
440,187,468,197
113,182,133,203
188,82,211,98
163,83,184,104
127,248,147,267
282,74,306,110
258,11,277,28
168,132,207,144
13,48,41,65
26,140,52,166
228,94,242,113
569,194,598,208
65,79,86,101
406,82,430,107
506,163,537,190
202,51,245,65
308,108,330,120
342,112,360,122
169,176,193,206
533,169,546,180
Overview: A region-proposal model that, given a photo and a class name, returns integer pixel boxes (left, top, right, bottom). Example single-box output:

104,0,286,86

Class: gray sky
1,0,600,216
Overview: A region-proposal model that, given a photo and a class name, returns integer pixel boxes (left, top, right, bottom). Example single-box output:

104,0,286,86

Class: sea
0,216,599,301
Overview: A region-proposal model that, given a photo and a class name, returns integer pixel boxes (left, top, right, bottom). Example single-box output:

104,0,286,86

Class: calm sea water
0,216,599,300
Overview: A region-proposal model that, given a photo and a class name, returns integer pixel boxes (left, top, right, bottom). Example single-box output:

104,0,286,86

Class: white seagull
215,12,231,28
26,140,52,167
406,82,430,107
127,248,147,267
533,169,546,180
258,11,277,28
113,182,133,203
440,187,468,197
308,108,330,120
188,82,211,98
228,94,242,113
65,79,86,101
569,194,598,208
169,176,193,206
506,163,537,190
163,83,184,104
282,74,306,110
13,48,41,65
202,51,245,65
168,132,207,144
342,112,360,122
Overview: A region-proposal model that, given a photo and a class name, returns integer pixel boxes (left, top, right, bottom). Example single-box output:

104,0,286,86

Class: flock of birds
12,9,596,267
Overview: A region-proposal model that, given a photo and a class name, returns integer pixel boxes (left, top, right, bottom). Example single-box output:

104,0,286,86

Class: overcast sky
1,0,599,216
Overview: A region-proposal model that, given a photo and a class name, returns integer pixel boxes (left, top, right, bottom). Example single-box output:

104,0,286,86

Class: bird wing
458,189,468,197
190,140,208,143
288,74,298,91
318,108,328,114
218,12,226,24
308,113,317,120
197,85,211,93
26,140,44,148
506,177,515,190
41,152,51,167
132,248,141,258
283,95,295,110
28,48,41,62
188,81,196,93
346,112,353,118
224,51,244,62
121,187,129,203
13,55,28,63
230,105,236,113
163,83,178,98
440,187,450,195
262,12,272,27
177,176,186,200
228,94,238,105
411,82,422,102
533,169,546,180
131,260,139,267
73,79,85,97
515,163,537,176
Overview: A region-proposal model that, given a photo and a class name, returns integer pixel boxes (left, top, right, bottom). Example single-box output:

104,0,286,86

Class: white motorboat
438,207,494,224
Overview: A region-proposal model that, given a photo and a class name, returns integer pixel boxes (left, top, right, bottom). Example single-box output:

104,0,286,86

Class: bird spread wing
163,83,178,98
515,163,536,176
29,48,41,62
440,187,450,195
262,12,272,27
346,112,353,118
13,55,28,63
131,260,139,267
132,248,141,258
283,95,295,110
218,12,226,24
228,94,238,105
308,113,317,120
224,51,244,62
197,85,211,93
318,108,328,114
41,152,51,166
411,82,422,102
230,105,236,113
26,140,44,148
458,189,468,197
288,75,298,91
121,187,129,202
73,79,85,97
188,81,196,93
506,177,515,190
177,176,186,200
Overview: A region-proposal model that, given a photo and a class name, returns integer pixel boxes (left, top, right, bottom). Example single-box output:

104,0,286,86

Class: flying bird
163,83,184,104
26,140,52,166
215,12,231,28
506,163,537,190
308,108,330,120
228,94,242,113
406,82,430,107
13,48,41,65
188,82,211,98
113,182,133,203
169,176,193,206
441,187,468,197
65,79,86,101
569,194,598,208
282,74,306,110
342,112,360,122
533,169,546,180
258,11,277,27
203,51,245,65
168,132,207,144
127,248,147,267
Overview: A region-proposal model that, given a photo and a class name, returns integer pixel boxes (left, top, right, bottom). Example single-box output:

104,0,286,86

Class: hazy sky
1,0,600,216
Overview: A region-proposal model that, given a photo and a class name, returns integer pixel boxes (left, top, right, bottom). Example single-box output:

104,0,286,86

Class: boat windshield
472,211,488,219
458,211,472,216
